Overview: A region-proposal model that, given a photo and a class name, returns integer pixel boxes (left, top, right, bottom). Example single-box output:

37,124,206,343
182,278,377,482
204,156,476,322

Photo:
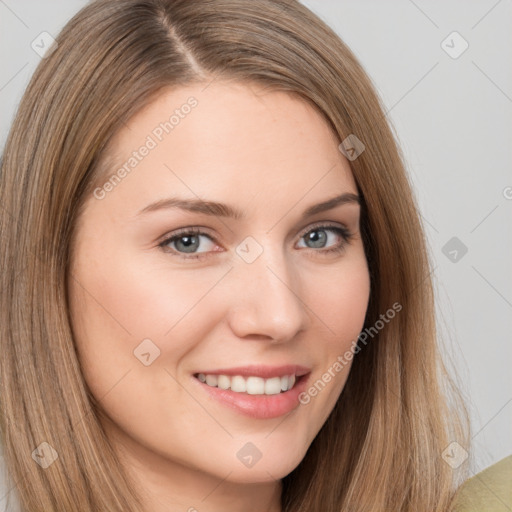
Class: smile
194,373,297,395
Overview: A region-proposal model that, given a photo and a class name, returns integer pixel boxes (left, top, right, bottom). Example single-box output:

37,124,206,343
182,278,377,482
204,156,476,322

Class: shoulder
452,455,512,511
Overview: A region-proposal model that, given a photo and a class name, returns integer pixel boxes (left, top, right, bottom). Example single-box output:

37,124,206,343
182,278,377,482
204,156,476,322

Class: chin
223,448,308,484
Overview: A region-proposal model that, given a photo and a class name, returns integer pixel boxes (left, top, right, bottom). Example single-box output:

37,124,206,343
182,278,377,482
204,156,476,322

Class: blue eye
158,224,353,260
159,227,217,259
297,224,352,252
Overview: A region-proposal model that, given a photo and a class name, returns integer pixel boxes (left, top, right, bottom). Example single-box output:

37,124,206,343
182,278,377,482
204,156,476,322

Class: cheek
308,253,370,347
67,244,230,390
296,255,369,418
70,244,224,341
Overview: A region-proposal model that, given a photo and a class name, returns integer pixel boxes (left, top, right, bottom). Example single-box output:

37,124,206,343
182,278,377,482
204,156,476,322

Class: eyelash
158,223,354,261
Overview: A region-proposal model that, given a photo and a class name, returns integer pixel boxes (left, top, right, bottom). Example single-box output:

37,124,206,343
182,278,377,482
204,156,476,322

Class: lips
190,364,312,418
191,369,312,419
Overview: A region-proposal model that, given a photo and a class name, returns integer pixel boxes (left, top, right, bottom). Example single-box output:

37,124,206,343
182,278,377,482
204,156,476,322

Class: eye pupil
176,235,200,253
306,230,327,248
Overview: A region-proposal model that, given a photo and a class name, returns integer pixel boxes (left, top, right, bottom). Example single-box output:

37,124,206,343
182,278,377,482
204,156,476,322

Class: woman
0,0,472,510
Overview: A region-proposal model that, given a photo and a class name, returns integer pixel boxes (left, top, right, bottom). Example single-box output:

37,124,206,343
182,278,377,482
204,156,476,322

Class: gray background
0,0,511,494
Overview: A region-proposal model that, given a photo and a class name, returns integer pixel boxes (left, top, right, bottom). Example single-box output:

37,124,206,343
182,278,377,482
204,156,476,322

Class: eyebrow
136,192,360,221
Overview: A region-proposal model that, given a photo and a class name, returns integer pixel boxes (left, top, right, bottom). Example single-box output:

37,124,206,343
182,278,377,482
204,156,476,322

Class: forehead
87,80,357,219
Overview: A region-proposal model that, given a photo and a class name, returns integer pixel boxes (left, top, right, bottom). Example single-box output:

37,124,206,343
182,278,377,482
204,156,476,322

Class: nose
226,245,308,343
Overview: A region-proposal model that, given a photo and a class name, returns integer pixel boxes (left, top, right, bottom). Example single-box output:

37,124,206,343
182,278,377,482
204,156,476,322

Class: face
68,81,370,495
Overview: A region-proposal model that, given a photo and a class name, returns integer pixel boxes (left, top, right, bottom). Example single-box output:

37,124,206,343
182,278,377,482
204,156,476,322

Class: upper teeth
196,373,296,395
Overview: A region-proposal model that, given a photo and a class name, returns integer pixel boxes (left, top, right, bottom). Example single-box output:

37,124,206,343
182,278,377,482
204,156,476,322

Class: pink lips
192,364,312,419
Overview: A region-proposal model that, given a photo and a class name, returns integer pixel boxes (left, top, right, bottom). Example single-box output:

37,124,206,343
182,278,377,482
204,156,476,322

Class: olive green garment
453,455,512,511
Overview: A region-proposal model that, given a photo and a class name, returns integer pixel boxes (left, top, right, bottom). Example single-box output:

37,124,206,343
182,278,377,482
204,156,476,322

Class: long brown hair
0,0,469,510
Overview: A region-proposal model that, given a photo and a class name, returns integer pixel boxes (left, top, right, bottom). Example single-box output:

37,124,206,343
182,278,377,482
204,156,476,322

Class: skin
68,80,371,512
